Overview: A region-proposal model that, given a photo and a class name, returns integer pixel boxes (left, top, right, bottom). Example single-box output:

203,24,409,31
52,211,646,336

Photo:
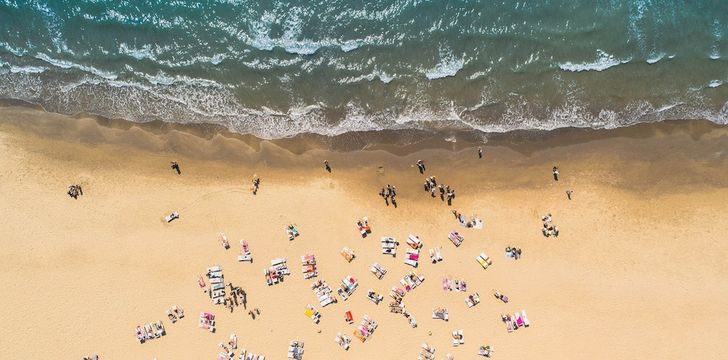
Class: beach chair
451,330,464,346
288,224,301,237
340,247,355,262
448,231,464,247
271,258,286,267
466,292,481,308
219,233,230,249
406,234,423,249
478,345,493,357
345,311,354,324
370,263,386,279
156,320,165,336
211,282,225,290
367,290,383,304
166,309,177,323
515,312,525,328
356,220,368,238
172,305,184,319
381,236,397,256
476,252,492,269
145,323,155,339
521,310,530,327
501,314,514,333
432,308,449,321
320,296,335,307
135,326,144,343
165,211,179,223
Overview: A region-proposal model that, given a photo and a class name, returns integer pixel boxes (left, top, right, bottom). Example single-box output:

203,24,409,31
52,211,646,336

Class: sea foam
558,50,630,72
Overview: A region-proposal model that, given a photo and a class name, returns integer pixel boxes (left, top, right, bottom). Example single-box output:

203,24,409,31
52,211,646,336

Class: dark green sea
0,0,726,138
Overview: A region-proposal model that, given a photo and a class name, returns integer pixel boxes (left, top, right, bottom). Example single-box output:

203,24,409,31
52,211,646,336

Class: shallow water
0,0,727,139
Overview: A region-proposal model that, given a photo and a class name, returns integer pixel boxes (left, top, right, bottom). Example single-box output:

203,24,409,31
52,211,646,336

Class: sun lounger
466,292,481,308
501,314,514,333
406,234,423,249
135,326,144,343
515,312,525,327
340,247,355,262
367,290,383,304
451,330,464,346
448,231,464,247
521,310,530,326
432,308,449,321
476,252,492,269
166,309,177,323
156,321,165,336
165,211,179,223
211,282,225,290
478,345,493,357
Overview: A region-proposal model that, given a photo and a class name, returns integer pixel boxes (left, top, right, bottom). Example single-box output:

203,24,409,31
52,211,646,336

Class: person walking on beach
416,160,426,174
170,161,181,175
552,166,559,181
323,160,331,173
439,185,445,201
478,147,483,159
566,190,573,200
251,175,261,195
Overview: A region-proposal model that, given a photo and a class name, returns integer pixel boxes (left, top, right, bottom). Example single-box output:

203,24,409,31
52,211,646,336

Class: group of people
67,184,83,199
505,246,522,260
451,210,482,229
223,283,247,313
541,213,560,237
378,184,398,207
423,176,456,206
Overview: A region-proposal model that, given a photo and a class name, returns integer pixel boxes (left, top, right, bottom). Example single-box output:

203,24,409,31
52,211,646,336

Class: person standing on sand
324,160,331,173
566,190,573,200
251,175,261,195
416,160,426,174
170,161,181,175
552,166,559,181
478,147,483,159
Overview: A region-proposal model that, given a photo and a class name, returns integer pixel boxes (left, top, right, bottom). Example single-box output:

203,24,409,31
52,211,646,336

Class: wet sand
0,106,727,359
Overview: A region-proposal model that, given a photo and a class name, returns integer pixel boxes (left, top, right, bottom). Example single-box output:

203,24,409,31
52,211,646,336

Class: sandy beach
1,106,727,359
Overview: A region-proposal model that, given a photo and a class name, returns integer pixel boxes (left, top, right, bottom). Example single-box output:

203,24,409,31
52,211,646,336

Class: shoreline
1,105,727,359
2,99,725,156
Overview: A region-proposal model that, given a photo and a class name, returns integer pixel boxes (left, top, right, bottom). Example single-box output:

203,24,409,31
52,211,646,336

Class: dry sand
1,106,727,359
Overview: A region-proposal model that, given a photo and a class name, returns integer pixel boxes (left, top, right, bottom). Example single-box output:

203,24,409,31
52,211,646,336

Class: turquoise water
0,0,726,138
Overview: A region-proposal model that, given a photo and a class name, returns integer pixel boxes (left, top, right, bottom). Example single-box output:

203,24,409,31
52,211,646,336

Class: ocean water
0,0,727,139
